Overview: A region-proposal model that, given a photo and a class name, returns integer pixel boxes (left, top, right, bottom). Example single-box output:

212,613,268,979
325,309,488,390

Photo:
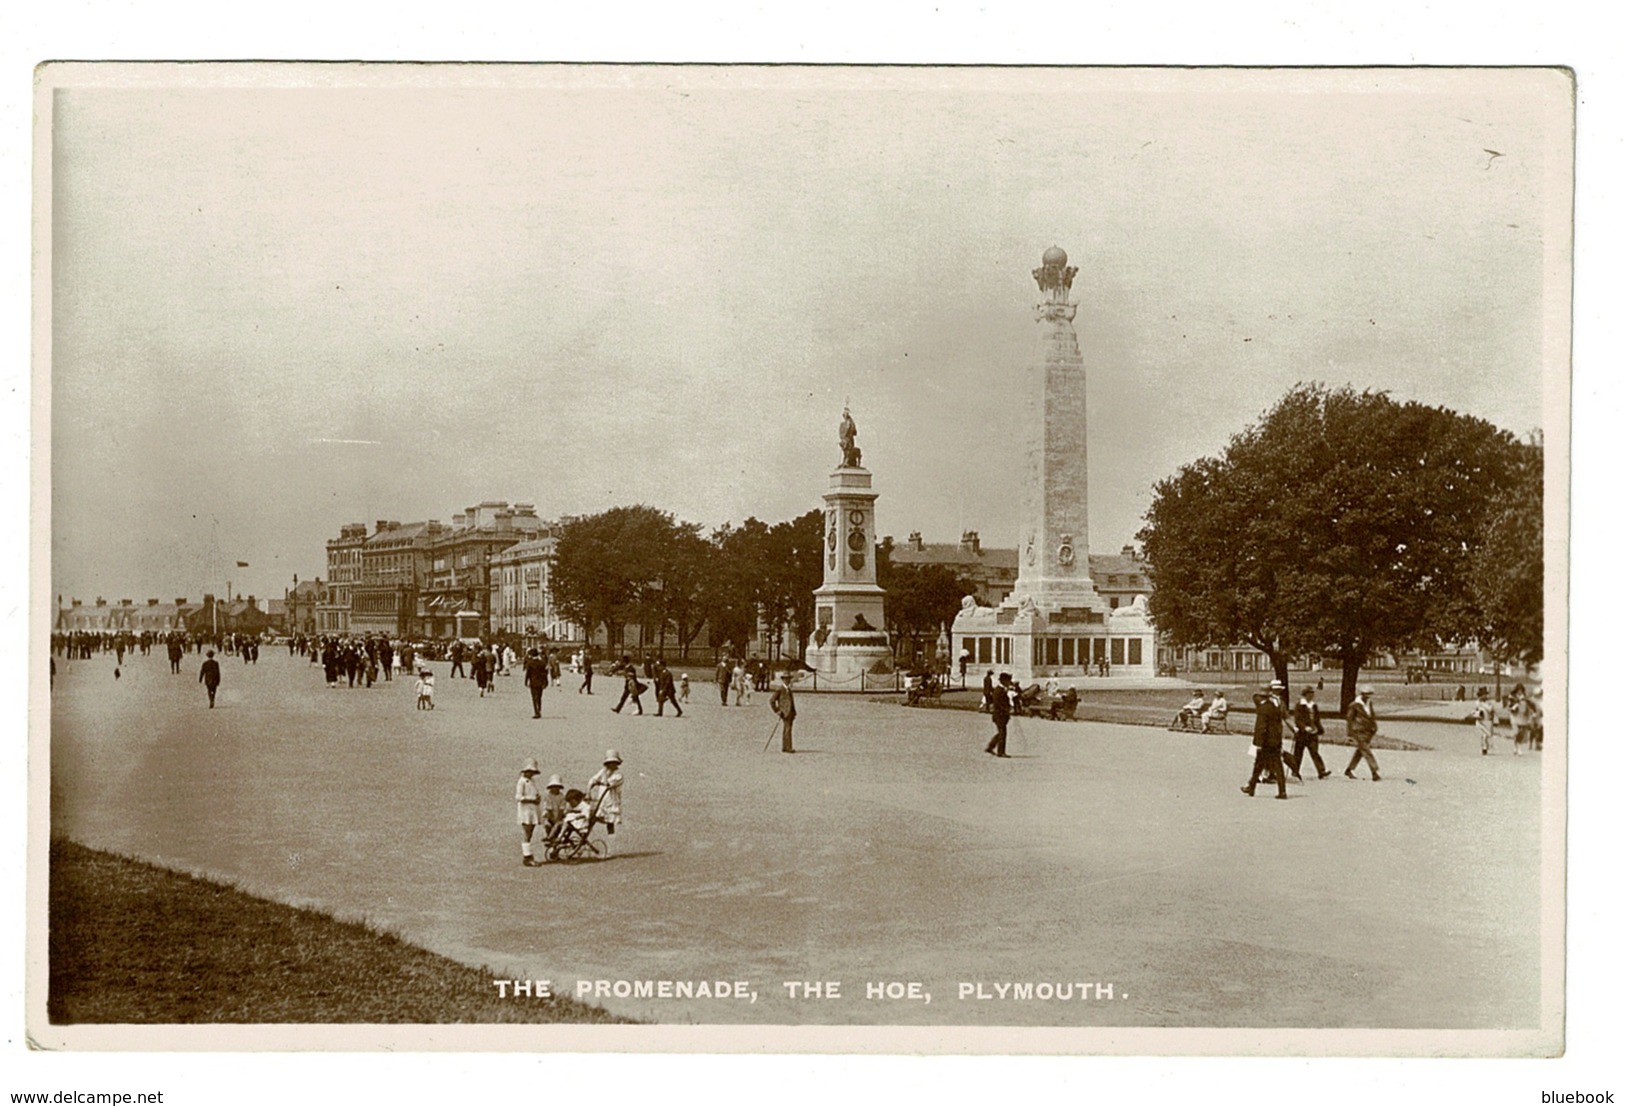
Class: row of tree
548,506,980,664
1138,383,1543,712
547,507,825,660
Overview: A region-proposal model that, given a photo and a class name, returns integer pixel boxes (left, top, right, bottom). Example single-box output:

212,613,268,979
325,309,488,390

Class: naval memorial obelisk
951,247,1155,680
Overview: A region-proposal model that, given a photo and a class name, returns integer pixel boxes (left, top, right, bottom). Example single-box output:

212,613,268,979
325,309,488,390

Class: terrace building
418,501,545,640
317,523,367,634
489,534,583,645
349,519,446,638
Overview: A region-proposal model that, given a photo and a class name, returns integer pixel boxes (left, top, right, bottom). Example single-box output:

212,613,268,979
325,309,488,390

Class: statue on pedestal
839,405,862,468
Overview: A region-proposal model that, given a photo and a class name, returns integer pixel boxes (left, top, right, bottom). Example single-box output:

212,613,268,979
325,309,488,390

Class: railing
793,670,972,693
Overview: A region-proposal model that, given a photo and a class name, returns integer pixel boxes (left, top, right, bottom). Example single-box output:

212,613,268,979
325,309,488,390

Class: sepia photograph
29,61,1571,1062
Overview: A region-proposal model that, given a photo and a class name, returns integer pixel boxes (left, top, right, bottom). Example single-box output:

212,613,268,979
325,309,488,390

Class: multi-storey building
317,523,367,634
349,519,446,638
418,502,545,640
489,533,585,644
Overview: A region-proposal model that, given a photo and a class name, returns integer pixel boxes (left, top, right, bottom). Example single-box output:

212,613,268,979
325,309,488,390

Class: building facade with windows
317,523,367,634
417,501,544,640
489,534,584,644
283,578,323,637
349,519,445,638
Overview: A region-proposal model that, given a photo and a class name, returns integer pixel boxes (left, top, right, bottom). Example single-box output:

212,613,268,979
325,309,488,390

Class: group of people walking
1241,680,1380,798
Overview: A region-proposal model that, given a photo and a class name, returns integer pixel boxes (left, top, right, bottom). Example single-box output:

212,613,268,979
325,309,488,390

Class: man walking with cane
769,670,796,753
1242,679,1289,798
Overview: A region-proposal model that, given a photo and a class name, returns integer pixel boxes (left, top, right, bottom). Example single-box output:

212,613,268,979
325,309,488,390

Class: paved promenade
48,650,1547,1027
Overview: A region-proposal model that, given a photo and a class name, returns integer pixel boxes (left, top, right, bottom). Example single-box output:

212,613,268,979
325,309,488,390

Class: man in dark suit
986,673,1013,757
769,671,796,752
654,661,683,717
524,648,549,719
1242,679,1289,798
199,649,221,708
1290,687,1331,780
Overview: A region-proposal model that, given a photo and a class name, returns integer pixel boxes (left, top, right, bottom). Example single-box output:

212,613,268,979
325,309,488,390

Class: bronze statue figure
839,405,862,468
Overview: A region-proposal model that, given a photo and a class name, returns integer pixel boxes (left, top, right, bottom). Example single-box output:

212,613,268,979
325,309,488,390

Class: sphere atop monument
1041,245,1068,268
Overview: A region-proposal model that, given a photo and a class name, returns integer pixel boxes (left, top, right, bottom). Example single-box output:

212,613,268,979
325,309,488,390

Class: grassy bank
47,839,629,1024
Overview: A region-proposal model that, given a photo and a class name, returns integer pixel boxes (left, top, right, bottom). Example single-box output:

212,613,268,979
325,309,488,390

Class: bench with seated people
1169,691,1230,732
1045,685,1080,721
903,670,945,706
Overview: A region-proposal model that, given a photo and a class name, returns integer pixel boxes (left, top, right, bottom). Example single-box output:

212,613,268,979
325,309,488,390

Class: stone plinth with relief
804,407,894,687
952,246,1156,682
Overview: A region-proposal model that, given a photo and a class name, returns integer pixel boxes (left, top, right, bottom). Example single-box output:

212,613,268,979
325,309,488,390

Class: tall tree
1139,384,1523,711
1471,435,1544,670
701,519,771,655
763,510,825,662
657,522,713,659
549,506,674,653
879,560,973,664
1138,453,1303,689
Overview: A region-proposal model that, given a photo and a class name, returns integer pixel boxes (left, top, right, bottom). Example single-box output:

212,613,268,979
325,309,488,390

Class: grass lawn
47,839,630,1024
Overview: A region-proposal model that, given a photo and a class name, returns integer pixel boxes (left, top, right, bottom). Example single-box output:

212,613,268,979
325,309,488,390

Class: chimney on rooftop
1121,544,1137,559
95,597,106,607
176,598,187,607
908,531,924,551
148,598,159,606
960,530,981,554
453,514,465,528
72,599,82,608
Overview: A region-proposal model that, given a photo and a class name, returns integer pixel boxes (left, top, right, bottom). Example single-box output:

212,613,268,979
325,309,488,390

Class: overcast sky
47,66,1569,605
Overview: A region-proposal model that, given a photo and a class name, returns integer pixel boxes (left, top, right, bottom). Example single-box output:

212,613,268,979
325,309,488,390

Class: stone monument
805,406,894,686
951,246,1156,681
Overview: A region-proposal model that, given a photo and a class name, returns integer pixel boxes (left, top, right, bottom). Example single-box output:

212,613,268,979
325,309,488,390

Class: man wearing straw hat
1344,685,1382,781
1241,679,1290,799
588,751,624,857
515,759,544,867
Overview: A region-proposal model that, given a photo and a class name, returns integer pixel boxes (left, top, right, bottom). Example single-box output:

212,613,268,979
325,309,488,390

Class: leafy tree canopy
1138,383,1527,710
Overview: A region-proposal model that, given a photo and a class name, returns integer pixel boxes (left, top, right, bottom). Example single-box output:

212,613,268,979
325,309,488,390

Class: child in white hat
588,751,624,857
516,759,543,867
541,774,568,850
